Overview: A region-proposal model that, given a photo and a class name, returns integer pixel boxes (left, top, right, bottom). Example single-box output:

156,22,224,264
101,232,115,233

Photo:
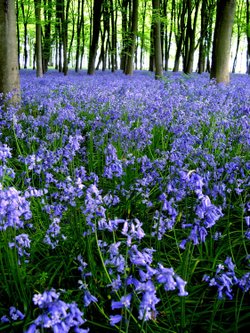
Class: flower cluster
1,306,25,323
203,257,238,300
103,144,123,179
25,289,89,333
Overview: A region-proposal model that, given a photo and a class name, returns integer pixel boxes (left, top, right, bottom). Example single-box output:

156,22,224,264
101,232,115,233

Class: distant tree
232,0,245,73
183,0,200,74
152,0,163,78
173,0,187,72
0,0,20,103
162,0,174,71
87,0,104,75
197,0,216,73
124,0,139,75
34,0,43,77
75,0,84,72
43,0,53,72
247,0,250,74
210,0,236,83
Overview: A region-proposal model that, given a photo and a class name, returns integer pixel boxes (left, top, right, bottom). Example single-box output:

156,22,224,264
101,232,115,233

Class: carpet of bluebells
0,70,250,333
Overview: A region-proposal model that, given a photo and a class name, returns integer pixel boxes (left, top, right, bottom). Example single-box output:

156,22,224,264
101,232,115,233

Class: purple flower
83,290,98,307
103,144,123,179
203,257,238,300
0,187,32,231
1,306,25,323
0,143,12,162
110,314,122,326
111,294,132,310
9,233,31,262
26,289,87,333
44,217,66,249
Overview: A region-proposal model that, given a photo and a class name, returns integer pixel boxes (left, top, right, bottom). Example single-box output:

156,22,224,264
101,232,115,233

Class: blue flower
111,294,132,310
110,314,122,326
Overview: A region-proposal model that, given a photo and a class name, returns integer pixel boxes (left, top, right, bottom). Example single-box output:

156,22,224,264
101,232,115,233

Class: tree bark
210,0,236,83
0,0,20,103
75,0,84,72
152,0,163,79
173,1,187,72
34,0,43,77
124,0,138,75
247,0,250,74
87,0,103,75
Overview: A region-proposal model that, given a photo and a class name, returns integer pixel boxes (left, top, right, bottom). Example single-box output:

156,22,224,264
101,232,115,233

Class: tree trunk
87,0,103,75
0,0,20,103
232,26,240,73
124,0,138,75
152,0,163,79
16,0,21,69
210,0,236,83
34,0,43,77
43,0,52,72
247,0,250,74
75,0,84,72
140,0,147,70
183,0,200,74
110,0,116,72
198,0,208,73
173,1,187,72
149,18,154,71
120,0,129,71
21,2,28,69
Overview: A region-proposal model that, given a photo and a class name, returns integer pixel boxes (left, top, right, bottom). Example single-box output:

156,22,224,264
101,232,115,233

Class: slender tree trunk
75,0,84,72
198,0,208,73
21,2,28,69
43,0,52,72
120,0,129,70
87,0,104,75
110,0,116,72
183,0,200,74
232,0,244,73
140,0,147,70
34,0,43,77
152,0,163,79
210,0,236,83
68,9,75,67
163,0,174,71
232,26,240,73
173,1,187,72
56,0,63,72
149,17,154,71
0,0,20,103
246,0,250,74
124,0,139,75
16,0,21,69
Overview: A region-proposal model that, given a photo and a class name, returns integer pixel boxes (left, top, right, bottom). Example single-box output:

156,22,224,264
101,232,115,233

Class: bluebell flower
108,275,122,291
238,272,250,292
156,265,177,291
129,245,155,266
103,144,123,179
44,217,66,249
138,281,160,321
0,187,32,231
111,294,132,309
110,314,122,326
83,290,98,307
9,233,31,262
203,257,238,300
0,143,12,162
26,289,87,333
0,306,25,323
